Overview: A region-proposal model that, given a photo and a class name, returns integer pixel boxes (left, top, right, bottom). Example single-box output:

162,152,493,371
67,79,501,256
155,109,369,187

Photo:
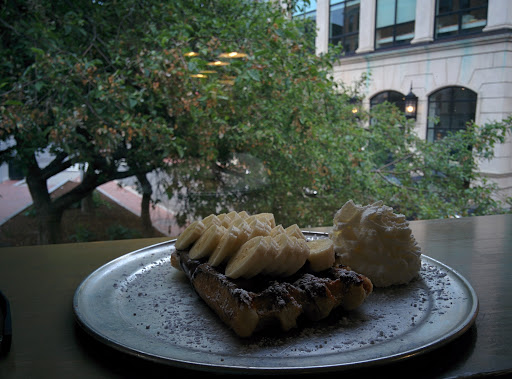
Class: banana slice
307,238,335,272
270,224,285,237
175,220,206,250
225,236,277,279
189,224,226,260
285,224,306,240
247,218,272,239
263,233,295,276
255,213,276,228
281,237,310,277
208,224,248,266
238,211,250,219
202,214,222,228
221,211,242,227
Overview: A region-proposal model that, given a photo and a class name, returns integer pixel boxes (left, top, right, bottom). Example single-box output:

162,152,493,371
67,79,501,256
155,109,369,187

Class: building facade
304,0,512,199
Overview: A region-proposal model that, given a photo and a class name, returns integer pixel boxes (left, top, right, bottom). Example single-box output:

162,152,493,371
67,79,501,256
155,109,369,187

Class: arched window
427,86,477,142
370,90,406,112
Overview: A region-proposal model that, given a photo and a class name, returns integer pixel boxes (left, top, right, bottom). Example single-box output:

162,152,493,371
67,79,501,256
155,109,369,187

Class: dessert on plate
171,200,422,337
171,211,373,337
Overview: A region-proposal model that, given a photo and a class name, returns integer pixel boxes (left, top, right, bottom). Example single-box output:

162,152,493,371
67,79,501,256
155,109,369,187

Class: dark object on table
0,290,12,356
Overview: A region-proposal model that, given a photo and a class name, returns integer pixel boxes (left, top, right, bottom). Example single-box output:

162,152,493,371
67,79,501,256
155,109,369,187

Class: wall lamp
404,83,418,119
349,96,362,118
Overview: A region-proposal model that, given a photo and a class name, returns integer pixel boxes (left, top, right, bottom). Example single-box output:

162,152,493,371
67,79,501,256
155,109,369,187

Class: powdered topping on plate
329,200,421,287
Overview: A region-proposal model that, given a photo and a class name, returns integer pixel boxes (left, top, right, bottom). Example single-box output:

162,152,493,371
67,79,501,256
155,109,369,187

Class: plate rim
72,232,479,374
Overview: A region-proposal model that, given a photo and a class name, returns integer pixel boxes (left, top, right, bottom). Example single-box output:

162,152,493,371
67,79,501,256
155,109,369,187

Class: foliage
1,0,510,245
106,225,142,241
367,107,512,219
167,105,511,225
69,224,96,243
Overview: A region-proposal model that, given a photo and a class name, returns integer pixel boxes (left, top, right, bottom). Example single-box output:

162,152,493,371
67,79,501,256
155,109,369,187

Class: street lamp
404,83,418,119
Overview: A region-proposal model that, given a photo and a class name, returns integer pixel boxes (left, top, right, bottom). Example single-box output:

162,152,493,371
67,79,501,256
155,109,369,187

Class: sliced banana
220,211,241,227
209,224,248,266
175,220,206,250
255,213,276,228
175,211,316,278
263,233,296,276
238,210,250,219
307,238,335,272
225,236,277,279
281,237,310,276
202,214,222,228
285,224,306,240
270,224,285,237
246,218,272,239
189,224,227,260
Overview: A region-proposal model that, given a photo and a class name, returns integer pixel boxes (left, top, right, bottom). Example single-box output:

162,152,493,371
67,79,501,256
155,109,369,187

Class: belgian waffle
171,249,373,337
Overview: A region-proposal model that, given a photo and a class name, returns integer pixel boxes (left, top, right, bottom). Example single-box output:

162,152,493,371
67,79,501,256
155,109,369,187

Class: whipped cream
329,200,421,287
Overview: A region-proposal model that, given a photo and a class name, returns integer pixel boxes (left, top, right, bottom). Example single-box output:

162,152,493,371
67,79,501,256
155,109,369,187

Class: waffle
171,249,373,337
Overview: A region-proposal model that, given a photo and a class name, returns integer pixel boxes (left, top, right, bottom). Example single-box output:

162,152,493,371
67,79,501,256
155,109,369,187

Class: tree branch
40,151,73,180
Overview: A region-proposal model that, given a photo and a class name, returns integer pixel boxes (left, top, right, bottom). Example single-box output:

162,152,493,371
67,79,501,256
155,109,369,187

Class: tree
0,0,348,242
0,1,179,242
1,0,510,246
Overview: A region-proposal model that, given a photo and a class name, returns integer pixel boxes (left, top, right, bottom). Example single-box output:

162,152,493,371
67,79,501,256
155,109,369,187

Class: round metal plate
73,232,478,374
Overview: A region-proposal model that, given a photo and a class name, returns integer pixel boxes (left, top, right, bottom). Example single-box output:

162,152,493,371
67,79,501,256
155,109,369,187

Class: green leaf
30,47,45,57
247,70,260,82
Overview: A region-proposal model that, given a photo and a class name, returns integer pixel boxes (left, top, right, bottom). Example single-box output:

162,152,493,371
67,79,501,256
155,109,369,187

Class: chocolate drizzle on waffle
172,249,373,337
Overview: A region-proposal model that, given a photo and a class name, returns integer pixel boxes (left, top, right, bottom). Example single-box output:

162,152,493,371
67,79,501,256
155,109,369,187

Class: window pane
330,0,359,53
376,0,396,28
470,0,488,7
436,14,459,38
370,91,406,112
294,0,317,15
376,25,395,48
396,0,416,23
346,1,360,32
330,2,345,38
437,0,455,14
461,8,487,32
344,33,358,52
395,21,415,43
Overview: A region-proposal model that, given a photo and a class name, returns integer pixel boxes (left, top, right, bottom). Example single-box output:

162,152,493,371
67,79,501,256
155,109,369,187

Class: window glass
375,0,416,49
435,0,488,39
330,2,345,36
294,0,317,50
329,0,360,54
427,86,477,142
370,90,406,111
370,91,406,127
293,0,317,15
396,0,416,23
293,0,317,23
376,0,396,28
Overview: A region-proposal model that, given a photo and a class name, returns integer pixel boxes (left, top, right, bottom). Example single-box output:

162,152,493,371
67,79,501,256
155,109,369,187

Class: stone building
299,0,512,198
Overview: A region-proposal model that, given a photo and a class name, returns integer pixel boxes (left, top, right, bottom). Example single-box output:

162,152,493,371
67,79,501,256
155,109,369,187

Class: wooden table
0,214,511,378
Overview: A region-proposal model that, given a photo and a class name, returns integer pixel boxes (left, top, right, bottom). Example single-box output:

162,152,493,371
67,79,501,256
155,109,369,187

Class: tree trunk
37,208,64,245
81,193,94,213
25,156,64,244
137,173,154,237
